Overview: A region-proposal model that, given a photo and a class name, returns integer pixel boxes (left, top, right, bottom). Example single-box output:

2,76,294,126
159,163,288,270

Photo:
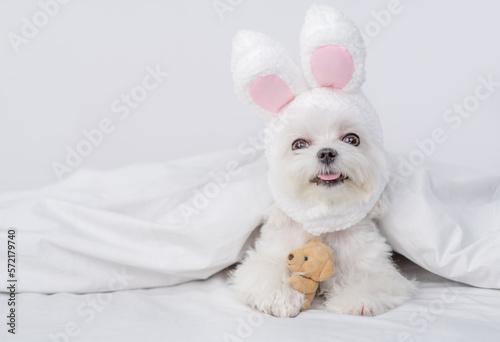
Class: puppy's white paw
325,273,416,316
326,297,376,316
325,288,414,316
231,253,307,318
233,268,305,317
267,287,305,318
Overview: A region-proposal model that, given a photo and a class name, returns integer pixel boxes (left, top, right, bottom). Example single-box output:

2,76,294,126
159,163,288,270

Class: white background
1,0,499,191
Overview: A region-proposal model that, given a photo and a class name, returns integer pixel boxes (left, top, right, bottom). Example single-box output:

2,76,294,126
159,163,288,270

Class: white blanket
0,150,272,293
381,158,500,289
0,150,499,293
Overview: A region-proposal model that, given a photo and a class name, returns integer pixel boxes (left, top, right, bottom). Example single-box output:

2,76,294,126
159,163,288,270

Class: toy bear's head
287,239,335,282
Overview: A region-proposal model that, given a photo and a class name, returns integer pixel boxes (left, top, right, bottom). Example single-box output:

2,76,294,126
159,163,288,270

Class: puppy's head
232,5,388,231
266,88,387,210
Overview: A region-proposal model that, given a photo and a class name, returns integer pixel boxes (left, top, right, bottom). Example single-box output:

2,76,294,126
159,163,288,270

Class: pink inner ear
311,45,354,89
249,75,295,113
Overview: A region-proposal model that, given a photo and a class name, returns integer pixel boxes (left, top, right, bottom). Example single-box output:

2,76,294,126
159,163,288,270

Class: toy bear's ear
318,259,334,282
232,30,308,117
306,239,323,247
300,5,366,92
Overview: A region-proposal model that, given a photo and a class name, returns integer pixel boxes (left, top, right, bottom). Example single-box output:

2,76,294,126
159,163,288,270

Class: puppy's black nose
317,148,337,165
288,254,294,260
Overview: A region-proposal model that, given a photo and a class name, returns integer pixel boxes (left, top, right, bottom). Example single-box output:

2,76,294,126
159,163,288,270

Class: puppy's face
267,91,387,210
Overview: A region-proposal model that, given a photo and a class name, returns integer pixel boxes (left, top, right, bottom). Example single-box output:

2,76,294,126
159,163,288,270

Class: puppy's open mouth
310,173,349,187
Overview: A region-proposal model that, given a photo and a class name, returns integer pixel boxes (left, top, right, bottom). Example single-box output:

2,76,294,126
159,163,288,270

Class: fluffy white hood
232,5,388,234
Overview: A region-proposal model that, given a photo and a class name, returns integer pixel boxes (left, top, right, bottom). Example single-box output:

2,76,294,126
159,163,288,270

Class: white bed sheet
2,257,499,342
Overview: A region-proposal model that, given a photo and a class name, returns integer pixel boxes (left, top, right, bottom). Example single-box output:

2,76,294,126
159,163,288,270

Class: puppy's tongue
318,173,340,181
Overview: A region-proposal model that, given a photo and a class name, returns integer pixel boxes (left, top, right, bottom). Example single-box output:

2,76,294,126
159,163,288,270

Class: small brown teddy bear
287,239,335,311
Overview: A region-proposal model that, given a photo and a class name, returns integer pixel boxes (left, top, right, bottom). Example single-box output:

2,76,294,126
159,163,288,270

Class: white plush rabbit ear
300,5,366,92
232,30,308,116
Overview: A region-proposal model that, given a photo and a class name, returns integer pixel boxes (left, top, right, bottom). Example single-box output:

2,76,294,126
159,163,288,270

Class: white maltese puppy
230,5,416,317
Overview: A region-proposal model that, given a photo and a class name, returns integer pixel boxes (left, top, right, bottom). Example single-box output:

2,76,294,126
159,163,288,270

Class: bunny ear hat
232,5,388,235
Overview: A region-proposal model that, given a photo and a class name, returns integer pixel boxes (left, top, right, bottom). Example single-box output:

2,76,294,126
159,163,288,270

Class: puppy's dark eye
342,133,360,146
304,256,308,261
292,139,309,150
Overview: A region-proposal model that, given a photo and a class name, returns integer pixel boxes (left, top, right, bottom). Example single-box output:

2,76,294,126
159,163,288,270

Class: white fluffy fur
230,105,416,316
231,200,416,317
230,5,416,317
